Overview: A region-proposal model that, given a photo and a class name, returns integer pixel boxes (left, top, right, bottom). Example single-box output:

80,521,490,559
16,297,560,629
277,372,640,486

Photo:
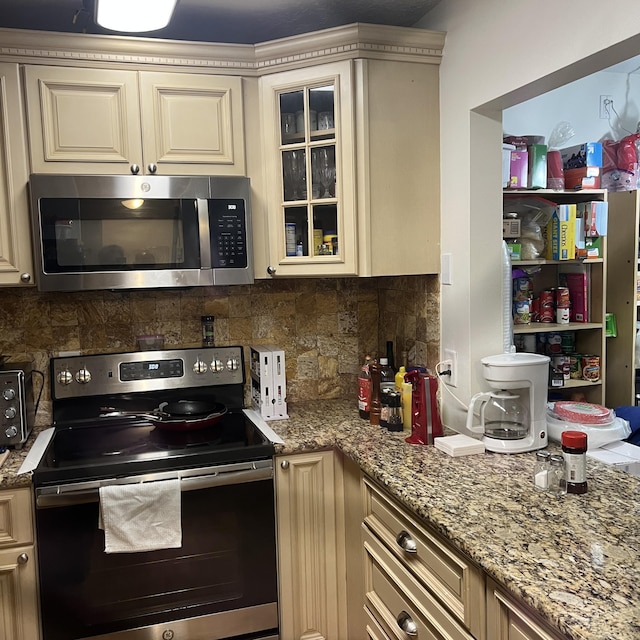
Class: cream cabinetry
362,477,485,640
507,190,608,405
486,579,565,640
275,450,347,640
604,190,639,406
0,63,34,287
24,65,245,176
257,27,443,278
0,487,40,640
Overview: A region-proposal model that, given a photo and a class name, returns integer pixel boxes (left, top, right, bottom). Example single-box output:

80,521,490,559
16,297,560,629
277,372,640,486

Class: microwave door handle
196,198,212,269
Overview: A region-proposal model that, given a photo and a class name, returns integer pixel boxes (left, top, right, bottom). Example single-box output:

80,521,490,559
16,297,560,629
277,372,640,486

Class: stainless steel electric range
32,346,278,640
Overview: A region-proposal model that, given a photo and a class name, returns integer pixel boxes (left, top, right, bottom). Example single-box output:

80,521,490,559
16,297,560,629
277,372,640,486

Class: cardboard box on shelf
560,142,603,169
527,144,547,189
508,150,528,189
502,143,516,188
545,204,576,260
564,166,601,190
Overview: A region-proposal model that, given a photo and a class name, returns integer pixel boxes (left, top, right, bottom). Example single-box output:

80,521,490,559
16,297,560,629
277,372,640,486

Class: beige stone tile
204,296,230,318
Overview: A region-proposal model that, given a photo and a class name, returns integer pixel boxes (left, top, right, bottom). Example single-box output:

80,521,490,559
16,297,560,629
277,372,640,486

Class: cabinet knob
267,266,277,275
147,163,157,174
17,553,28,565
280,460,289,470
130,164,140,175
396,611,418,636
20,273,31,283
396,530,418,553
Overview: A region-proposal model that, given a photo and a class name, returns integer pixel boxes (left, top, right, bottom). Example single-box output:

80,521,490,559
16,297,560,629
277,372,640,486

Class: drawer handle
396,530,418,553
17,553,29,565
397,610,418,636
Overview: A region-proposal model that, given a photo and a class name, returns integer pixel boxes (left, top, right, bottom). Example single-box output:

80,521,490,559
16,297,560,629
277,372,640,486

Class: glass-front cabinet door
260,61,356,276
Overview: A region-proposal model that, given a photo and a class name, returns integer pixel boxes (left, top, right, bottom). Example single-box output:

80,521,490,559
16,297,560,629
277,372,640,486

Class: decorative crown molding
0,22,445,74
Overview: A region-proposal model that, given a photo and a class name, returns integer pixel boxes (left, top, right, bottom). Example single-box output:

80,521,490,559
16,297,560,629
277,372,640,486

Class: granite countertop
267,399,640,640
3,401,638,639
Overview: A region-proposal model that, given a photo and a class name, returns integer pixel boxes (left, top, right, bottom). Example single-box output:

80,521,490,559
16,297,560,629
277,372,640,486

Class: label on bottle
358,377,370,412
564,452,587,483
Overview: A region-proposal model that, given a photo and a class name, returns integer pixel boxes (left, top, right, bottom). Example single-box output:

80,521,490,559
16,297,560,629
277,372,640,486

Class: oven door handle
35,461,273,508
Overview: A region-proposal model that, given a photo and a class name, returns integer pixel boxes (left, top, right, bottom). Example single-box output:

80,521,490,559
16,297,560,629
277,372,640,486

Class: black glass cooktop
33,411,274,487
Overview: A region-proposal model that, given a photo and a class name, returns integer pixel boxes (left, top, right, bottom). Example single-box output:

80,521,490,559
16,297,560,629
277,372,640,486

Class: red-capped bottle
561,430,588,494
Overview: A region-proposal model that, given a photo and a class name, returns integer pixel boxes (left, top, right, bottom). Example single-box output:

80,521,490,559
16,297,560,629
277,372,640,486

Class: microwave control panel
210,200,248,269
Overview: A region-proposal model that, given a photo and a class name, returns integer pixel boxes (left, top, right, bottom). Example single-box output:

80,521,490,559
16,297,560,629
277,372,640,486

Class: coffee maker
466,352,550,453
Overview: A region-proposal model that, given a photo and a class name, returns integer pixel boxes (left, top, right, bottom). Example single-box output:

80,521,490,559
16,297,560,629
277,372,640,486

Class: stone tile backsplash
0,275,438,421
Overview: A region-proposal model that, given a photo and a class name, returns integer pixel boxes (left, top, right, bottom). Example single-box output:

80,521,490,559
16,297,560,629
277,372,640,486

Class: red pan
100,399,227,432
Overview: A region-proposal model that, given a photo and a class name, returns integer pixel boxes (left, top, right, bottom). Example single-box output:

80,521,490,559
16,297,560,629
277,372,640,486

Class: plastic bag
547,121,575,150
546,403,631,450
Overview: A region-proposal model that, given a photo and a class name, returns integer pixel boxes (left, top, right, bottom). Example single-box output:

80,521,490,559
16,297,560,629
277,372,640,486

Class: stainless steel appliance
33,347,278,640
28,174,254,292
0,362,35,449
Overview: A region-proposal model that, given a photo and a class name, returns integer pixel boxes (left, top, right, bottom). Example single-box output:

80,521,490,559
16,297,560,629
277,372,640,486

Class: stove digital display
120,359,184,381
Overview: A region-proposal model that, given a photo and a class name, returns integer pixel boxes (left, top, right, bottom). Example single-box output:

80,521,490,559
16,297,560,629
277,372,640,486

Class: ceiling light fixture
96,0,178,33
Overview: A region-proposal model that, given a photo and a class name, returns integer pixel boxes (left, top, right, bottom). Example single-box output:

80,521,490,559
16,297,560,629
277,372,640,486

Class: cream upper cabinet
24,65,245,176
260,61,357,277
257,28,443,278
0,487,40,640
0,63,33,287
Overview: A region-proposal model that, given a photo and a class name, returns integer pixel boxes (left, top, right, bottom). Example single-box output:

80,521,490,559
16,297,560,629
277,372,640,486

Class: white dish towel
98,479,182,553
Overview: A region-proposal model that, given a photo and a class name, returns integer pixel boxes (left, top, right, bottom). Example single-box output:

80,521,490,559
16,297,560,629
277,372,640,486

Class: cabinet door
0,544,39,640
275,451,345,640
138,72,246,176
486,579,564,640
0,488,33,549
260,61,357,277
24,65,143,175
0,63,33,287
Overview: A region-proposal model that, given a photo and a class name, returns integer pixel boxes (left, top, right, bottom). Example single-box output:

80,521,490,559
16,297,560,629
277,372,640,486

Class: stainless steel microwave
28,174,254,292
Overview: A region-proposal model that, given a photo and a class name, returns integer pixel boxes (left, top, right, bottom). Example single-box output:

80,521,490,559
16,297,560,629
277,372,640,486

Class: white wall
504,71,640,145
414,0,640,431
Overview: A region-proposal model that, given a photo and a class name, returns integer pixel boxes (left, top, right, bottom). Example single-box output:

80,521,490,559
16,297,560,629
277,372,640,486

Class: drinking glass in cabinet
282,149,306,201
311,147,336,199
279,91,304,145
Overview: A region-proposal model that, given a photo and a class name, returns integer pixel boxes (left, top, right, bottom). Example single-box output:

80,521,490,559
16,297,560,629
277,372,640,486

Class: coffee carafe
466,390,529,440
466,352,550,453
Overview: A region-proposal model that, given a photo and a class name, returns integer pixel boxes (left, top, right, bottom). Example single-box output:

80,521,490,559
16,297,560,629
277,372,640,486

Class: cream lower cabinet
362,477,485,640
257,26,444,278
486,579,565,640
275,450,350,640
24,65,245,176
0,487,40,640
0,63,34,287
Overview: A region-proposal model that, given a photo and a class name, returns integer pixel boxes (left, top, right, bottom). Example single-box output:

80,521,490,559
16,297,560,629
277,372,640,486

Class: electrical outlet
443,348,458,387
600,95,613,119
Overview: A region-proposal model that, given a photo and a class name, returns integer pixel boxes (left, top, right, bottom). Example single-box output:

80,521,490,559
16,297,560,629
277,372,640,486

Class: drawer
363,477,484,639
364,526,475,640
0,487,34,548
486,578,565,640
365,606,393,640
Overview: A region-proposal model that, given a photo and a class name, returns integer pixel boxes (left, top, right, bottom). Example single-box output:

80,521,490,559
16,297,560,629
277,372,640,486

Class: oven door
34,461,278,640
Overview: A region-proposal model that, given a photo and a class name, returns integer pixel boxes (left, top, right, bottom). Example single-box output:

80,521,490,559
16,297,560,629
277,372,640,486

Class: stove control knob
4,407,16,419
75,368,92,384
2,388,15,401
193,359,208,374
5,426,17,438
226,357,240,372
211,359,224,373
57,370,73,386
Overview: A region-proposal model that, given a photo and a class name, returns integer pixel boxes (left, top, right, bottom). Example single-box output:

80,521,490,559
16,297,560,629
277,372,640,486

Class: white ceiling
0,0,443,45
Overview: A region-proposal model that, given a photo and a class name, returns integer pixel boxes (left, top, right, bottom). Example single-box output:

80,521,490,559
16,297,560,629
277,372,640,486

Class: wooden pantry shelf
514,322,603,334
